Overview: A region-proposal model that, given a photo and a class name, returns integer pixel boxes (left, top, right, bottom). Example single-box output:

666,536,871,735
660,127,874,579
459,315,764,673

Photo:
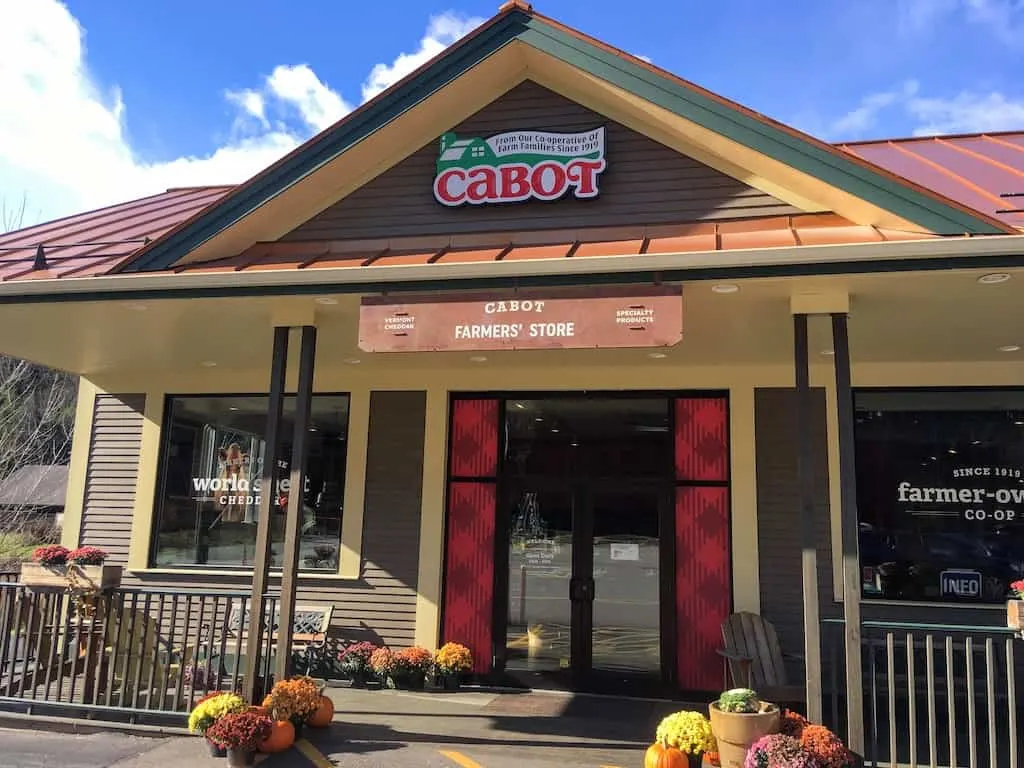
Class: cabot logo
432,127,607,207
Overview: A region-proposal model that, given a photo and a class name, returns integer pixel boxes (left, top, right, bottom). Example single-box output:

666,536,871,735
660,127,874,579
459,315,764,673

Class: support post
793,313,823,721
275,325,317,682
243,326,289,703
831,313,864,753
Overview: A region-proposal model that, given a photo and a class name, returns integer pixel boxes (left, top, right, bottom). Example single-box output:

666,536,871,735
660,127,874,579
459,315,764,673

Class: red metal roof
0,186,232,282
838,132,1024,229
0,131,1021,285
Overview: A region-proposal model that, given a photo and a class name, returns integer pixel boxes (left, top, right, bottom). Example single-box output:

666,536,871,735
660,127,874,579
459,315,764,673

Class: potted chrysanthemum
434,642,472,690
339,641,379,687
646,710,715,767
744,734,819,768
709,689,780,768
187,691,246,757
391,646,433,690
205,708,273,767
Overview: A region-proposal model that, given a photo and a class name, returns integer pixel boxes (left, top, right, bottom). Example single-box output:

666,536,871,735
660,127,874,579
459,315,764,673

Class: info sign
357,286,682,353
432,127,607,206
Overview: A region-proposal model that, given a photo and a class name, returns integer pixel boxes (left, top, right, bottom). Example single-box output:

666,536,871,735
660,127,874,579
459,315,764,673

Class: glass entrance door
587,487,663,679
502,481,666,689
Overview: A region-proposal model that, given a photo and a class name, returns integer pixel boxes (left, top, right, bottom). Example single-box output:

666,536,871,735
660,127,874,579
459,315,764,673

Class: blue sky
2,0,1023,223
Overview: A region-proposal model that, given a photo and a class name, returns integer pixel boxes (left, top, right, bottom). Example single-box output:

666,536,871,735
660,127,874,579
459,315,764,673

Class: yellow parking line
295,738,334,768
440,750,484,768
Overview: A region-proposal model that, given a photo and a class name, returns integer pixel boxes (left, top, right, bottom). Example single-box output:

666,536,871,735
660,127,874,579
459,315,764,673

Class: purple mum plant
744,734,821,768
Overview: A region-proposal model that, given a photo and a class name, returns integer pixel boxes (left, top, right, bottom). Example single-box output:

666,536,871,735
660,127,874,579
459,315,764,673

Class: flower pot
205,739,226,758
709,703,780,768
291,720,304,740
1008,599,1024,631
20,562,122,590
392,670,426,690
439,673,461,691
225,747,256,767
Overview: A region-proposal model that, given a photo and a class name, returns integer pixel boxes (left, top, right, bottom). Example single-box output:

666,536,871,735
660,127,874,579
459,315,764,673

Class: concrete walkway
275,686,707,767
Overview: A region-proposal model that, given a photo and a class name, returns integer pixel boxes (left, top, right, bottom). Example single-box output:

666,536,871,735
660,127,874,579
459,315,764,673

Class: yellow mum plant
434,642,473,674
654,710,715,755
187,692,245,735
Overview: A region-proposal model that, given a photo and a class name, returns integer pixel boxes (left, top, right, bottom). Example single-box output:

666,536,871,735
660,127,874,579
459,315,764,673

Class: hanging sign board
358,286,682,353
432,127,607,206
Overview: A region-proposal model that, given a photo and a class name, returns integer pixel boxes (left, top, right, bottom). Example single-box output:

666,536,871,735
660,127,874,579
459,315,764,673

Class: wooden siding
76,390,427,648
754,388,834,680
282,80,800,242
78,394,146,563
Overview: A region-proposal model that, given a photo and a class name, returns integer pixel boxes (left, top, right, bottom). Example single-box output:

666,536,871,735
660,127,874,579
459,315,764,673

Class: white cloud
897,0,1024,43
908,90,1024,135
829,81,921,137
361,13,483,101
814,80,1024,139
0,2,481,225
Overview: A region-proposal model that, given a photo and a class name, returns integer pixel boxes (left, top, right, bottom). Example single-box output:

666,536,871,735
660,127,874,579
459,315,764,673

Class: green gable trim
517,19,1005,236
123,9,1005,274
122,14,530,273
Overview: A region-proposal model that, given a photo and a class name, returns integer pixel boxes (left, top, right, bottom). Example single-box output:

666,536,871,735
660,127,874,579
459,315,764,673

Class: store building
0,0,1022,707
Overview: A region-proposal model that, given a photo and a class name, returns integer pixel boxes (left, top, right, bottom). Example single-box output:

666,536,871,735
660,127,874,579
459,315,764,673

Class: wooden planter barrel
19,563,122,590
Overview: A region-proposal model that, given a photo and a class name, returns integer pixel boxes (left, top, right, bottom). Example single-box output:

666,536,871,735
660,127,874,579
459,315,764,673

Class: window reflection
855,390,1024,603
152,394,349,570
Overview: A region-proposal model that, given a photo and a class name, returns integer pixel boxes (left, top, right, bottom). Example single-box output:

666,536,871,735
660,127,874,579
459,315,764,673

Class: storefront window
855,390,1024,603
152,394,349,570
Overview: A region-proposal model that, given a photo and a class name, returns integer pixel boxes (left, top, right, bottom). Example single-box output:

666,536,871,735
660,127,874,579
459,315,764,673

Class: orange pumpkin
644,741,693,768
306,695,334,728
258,719,295,753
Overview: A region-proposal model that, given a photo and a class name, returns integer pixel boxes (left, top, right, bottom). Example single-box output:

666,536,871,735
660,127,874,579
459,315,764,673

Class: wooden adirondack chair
718,611,806,705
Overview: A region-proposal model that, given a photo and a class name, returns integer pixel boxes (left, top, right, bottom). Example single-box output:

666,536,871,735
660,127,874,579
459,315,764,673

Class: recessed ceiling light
551,428,560,433
469,355,487,363
124,302,148,311
711,283,739,294
228,406,239,411
513,402,525,409
948,448,958,455
200,361,218,367
978,273,1011,285
344,358,361,364
315,297,338,305
648,352,667,359
821,350,835,356
998,345,1021,353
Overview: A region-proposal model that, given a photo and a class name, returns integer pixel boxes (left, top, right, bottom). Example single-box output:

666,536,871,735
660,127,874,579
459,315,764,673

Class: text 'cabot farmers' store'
1,1,1023,751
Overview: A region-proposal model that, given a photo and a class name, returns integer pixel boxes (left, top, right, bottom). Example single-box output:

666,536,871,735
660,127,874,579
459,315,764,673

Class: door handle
569,577,595,602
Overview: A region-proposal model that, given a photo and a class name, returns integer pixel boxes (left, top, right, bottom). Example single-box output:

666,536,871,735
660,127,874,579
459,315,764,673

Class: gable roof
113,2,1011,275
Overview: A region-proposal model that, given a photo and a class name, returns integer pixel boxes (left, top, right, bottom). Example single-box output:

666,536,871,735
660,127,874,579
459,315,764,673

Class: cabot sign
358,287,682,353
433,127,607,206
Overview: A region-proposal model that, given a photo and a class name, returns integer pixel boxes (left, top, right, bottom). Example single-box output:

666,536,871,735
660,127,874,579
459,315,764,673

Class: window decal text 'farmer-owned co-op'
433,127,607,206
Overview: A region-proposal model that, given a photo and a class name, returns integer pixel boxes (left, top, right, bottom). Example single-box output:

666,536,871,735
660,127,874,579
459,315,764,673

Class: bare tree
0,198,75,566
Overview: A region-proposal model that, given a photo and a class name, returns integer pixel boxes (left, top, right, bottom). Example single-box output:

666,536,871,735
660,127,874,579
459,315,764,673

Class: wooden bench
203,602,333,682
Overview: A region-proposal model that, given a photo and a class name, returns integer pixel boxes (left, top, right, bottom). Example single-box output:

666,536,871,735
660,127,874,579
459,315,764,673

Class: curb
0,710,187,737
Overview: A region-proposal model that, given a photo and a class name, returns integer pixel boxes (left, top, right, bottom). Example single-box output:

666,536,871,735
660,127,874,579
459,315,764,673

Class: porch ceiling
1,267,1022,379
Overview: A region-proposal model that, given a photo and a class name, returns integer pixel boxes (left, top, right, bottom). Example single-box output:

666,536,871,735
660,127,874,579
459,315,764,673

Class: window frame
148,391,352,572
852,385,1024,607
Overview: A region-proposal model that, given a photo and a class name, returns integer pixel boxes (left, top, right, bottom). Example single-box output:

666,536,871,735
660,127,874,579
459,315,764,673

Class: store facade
0,1,1022,712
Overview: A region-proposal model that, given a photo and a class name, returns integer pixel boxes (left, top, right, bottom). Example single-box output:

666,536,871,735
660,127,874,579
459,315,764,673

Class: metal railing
824,619,1022,768
0,582,291,723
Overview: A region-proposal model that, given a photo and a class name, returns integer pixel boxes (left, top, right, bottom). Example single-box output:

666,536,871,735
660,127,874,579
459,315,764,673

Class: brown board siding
282,80,800,242
82,390,430,649
754,388,835,680
78,394,146,563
